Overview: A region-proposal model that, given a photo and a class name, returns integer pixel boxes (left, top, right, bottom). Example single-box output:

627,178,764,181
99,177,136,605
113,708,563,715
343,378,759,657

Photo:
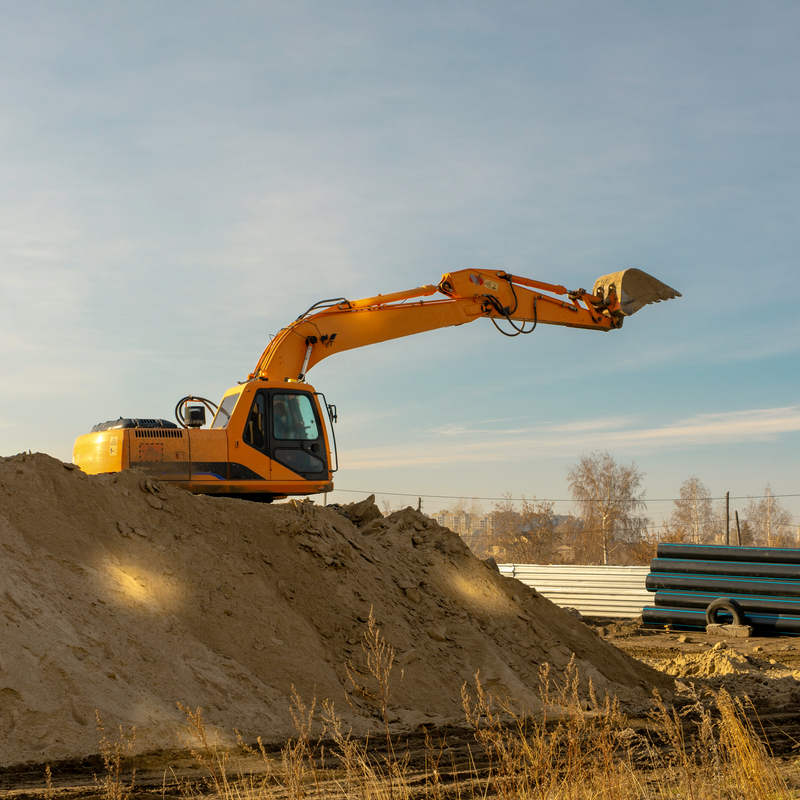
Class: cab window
273,394,320,441
243,393,267,449
211,393,240,429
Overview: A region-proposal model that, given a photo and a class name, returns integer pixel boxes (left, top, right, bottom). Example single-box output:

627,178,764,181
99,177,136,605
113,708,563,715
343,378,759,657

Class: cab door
268,391,328,478
238,389,270,480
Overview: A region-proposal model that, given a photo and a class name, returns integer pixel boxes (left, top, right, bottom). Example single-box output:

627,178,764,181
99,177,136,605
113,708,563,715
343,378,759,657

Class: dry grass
87,617,799,800
458,670,796,800
94,712,137,800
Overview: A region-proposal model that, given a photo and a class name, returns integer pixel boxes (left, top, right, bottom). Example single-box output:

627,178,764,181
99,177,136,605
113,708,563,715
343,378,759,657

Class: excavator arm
250,267,680,382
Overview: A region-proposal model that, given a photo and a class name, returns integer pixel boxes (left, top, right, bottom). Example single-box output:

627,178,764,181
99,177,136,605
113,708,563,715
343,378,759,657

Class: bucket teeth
593,269,681,316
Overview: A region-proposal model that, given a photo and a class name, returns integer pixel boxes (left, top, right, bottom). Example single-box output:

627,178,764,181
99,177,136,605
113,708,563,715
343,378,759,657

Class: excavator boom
250,268,680,383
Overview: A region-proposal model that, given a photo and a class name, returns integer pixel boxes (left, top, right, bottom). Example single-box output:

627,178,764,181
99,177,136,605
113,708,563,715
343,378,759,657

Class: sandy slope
0,453,672,766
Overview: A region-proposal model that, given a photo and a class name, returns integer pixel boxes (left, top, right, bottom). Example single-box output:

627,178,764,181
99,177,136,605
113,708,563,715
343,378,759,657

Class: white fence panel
498,564,650,618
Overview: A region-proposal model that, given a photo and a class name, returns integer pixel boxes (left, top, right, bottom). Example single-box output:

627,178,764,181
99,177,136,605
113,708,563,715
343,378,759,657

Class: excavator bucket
593,268,681,316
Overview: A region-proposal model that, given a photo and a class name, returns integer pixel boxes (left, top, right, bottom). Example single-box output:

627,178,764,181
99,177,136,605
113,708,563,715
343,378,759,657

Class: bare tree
489,495,559,563
744,486,793,546
620,522,660,564
669,475,713,544
554,516,583,563
659,516,686,543
566,450,647,565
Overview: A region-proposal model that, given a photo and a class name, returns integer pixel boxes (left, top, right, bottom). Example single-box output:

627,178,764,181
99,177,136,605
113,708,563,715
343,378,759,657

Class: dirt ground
2,454,800,797
2,621,800,799
0,454,666,793
596,617,800,759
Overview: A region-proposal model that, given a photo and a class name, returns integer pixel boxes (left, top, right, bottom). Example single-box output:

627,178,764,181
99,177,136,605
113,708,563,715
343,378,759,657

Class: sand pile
0,453,672,766
650,645,800,709
654,646,769,679
653,645,797,680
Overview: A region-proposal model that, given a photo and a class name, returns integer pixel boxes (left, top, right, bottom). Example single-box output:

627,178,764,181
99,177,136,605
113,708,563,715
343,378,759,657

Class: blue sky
2,1,799,528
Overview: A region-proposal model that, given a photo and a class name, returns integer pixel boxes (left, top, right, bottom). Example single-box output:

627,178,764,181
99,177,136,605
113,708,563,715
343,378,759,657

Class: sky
1,1,799,529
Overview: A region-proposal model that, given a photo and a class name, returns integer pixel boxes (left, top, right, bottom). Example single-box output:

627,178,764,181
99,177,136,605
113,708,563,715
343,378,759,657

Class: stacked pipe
642,542,800,634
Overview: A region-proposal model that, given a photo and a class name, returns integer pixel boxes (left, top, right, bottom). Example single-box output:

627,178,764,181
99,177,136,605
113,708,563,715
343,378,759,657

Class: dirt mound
648,644,800,710
652,643,800,680
0,453,672,766
655,648,764,678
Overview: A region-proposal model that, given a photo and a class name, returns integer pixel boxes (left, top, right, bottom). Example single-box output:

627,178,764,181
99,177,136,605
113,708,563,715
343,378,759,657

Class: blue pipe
656,543,800,564
646,572,800,596
651,557,800,580
642,605,800,634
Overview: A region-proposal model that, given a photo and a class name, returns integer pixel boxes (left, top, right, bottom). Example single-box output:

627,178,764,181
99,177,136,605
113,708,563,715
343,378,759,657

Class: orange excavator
73,268,680,501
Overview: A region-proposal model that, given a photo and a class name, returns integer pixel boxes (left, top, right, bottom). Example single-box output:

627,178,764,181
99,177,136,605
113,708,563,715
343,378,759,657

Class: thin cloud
616,407,800,446
428,415,634,437
343,406,800,469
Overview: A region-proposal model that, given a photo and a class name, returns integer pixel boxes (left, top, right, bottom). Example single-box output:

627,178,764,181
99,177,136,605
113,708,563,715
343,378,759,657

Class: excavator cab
73,381,337,501
237,388,329,479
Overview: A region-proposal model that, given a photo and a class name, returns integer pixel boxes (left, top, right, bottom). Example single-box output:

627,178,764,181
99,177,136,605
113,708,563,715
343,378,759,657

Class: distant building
430,510,496,535
472,513,496,534
431,510,468,533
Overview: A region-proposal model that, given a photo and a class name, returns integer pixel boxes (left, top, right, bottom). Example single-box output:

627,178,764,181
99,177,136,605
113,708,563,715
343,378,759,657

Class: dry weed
178,703,230,797
461,658,638,800
341,606,409,799
94,711,136,800
172,617,797,800
44,764,54,800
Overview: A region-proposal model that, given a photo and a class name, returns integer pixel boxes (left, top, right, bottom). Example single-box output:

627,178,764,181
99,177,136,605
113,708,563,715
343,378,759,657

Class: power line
331,488,800,504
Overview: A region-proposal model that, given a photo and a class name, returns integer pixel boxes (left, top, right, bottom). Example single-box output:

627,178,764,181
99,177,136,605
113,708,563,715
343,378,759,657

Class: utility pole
417,497,422,513
725,491,730,545
735,510,741,546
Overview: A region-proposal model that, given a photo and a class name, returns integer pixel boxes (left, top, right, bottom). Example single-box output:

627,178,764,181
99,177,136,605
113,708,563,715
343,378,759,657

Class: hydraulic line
484,278,539,337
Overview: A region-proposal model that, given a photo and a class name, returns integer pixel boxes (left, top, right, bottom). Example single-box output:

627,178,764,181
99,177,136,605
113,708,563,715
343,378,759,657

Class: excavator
73,267,680,501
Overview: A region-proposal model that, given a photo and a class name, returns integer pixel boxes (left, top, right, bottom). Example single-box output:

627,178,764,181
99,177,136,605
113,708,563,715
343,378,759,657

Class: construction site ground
2,453,800,796
592,618,800,756
4,623,800,799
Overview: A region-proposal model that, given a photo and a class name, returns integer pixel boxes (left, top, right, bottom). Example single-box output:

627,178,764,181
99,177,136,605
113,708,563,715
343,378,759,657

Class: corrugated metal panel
498,564,650,618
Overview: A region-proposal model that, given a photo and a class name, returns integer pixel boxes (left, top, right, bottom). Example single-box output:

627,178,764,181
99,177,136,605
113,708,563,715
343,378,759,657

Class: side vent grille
134,429,184,438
